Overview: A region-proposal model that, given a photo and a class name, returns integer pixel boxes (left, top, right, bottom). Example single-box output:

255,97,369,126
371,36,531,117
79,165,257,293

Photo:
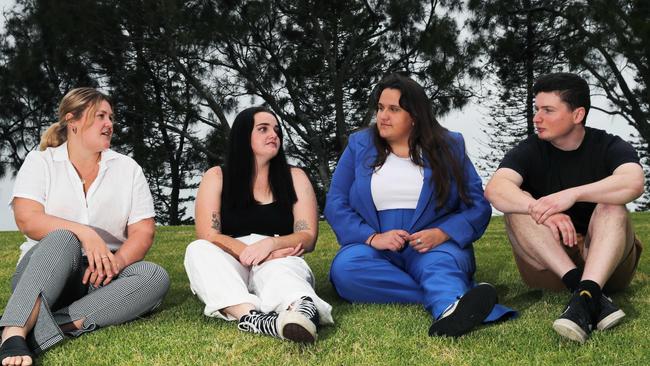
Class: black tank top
220,168,294,237
221,201,294,237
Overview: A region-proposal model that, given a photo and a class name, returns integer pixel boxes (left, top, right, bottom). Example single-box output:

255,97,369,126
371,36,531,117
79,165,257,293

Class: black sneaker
552,292,593,343
279,296,319,343
238,310,281,339
596,294,625,331
428,283,497,337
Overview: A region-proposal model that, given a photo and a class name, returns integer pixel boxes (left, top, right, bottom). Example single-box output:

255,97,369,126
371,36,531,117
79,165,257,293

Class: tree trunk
524,0,535,136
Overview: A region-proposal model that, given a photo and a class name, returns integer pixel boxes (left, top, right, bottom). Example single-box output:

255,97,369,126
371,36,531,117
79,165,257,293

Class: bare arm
14,197,102,242
13,197,120,284
569,163,643,204
529,163,644,223
484,168,535,214
271,167,318,253
85,218,156,287
194,167,247,259
114,218,155,269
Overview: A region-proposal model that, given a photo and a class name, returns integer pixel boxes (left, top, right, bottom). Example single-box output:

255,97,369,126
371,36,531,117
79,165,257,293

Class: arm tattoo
294,219,309,232
211,211,221,232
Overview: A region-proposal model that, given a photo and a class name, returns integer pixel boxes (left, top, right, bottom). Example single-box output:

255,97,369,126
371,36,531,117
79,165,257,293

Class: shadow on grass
506,288,544,313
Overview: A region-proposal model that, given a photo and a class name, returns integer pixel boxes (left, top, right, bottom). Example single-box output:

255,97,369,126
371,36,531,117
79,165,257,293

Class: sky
0,1,641,230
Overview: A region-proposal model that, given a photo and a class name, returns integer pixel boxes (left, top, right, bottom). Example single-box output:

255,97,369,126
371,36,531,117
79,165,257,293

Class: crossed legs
505,203,637,291
184,239,333,343
0,230,169,365
505,204,641,343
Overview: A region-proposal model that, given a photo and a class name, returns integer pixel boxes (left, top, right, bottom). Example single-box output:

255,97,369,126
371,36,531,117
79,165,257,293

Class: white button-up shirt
10,142,155,258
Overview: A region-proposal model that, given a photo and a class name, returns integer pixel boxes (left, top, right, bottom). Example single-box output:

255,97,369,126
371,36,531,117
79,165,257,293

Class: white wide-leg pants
184,239,333,325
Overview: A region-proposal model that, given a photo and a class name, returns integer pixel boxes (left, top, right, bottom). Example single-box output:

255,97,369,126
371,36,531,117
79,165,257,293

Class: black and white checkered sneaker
279,296,320,343
238,310,281,339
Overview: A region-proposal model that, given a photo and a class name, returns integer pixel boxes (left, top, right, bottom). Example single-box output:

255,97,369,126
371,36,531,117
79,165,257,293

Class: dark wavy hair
370,73,469,207
221,106,297,210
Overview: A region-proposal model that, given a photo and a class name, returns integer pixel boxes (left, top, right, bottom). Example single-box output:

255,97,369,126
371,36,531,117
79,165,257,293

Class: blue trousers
330,209,515,321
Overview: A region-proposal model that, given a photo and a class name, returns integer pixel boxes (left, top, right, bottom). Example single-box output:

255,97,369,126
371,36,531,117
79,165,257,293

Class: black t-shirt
499,127,639,234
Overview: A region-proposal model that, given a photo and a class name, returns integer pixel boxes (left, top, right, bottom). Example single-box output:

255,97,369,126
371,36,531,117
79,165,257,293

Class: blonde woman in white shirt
0,88,169,366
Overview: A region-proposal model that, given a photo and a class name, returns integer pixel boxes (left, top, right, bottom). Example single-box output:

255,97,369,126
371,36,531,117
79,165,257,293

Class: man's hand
541,213,578,247
528,189,577,224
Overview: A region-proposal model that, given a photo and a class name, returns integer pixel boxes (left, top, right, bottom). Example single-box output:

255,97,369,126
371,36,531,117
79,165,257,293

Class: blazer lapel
409,164,434,231
357,143,380,231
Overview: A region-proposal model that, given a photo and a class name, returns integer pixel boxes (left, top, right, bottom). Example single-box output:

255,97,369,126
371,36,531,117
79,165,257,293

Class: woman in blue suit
325,73,515,337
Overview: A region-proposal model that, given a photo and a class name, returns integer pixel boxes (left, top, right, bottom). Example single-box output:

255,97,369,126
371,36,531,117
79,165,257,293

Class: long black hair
221,106,297,210
370,73,470,207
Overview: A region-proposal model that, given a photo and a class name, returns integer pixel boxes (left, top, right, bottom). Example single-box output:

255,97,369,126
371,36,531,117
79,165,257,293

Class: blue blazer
324,128,492,270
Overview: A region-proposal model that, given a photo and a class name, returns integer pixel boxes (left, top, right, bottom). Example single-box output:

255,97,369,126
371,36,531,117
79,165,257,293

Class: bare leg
1,298,40,366
223,303,256,320
58,318,86,334
505,213,576,279
582,204,633,287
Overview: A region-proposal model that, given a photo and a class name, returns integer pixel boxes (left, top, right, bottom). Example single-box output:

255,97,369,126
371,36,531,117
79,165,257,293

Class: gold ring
101,255,109,259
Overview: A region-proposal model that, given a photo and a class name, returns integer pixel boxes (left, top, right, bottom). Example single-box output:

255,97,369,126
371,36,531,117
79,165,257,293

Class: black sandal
0,335,35,364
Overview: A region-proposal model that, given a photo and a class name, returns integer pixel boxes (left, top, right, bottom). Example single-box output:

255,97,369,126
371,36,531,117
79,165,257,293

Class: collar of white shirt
52,142,120,166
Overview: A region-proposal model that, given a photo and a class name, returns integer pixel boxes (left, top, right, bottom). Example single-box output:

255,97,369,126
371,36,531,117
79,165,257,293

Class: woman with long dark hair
0,88,169,365
184,106,333,343
325,74,515,337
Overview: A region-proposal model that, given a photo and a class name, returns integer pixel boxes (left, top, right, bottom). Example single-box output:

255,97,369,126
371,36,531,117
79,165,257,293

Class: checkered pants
0,229,169,354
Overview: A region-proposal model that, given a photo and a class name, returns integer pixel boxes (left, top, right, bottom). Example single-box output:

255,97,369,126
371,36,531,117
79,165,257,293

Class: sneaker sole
428,283,497,337
552,318,588,344
278,311,317,343
597,309,625,331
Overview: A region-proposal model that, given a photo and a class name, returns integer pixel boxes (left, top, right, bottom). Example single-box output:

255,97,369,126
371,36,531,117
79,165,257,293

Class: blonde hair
39,88,111,150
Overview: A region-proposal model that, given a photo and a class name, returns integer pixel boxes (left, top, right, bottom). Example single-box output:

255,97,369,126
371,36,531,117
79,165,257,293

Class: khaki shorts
510,224,643,293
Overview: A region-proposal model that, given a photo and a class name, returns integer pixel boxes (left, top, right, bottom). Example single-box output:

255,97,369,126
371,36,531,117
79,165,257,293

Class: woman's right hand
239,237,276,266
78,229,119,286
368,230,409,251
263,243,304,263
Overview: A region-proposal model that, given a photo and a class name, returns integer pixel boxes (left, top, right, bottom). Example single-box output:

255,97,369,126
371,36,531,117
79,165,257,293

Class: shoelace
238,311,280,338
292,296,318,323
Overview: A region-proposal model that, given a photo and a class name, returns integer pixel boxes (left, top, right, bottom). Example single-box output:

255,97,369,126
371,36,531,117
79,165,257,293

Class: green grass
1,213,649,365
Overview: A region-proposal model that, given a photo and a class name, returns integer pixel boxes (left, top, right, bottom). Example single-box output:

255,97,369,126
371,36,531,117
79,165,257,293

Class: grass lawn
1,213,648,365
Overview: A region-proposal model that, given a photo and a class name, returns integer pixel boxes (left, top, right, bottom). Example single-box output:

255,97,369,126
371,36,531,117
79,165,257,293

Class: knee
184,240,232,271
417,251,469,279
592,203,627,220
504,213,524,234
128,262,170,298
330,255,354,296
330,245,371,285
503,213,514,226
41,229,82,255
185,239,218,258
329,256,347,286
504,212,532,228
258,256,300,272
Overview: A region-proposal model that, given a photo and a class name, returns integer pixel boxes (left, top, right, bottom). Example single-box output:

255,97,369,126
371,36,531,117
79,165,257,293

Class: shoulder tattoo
294,219,309,232
211,211,221,232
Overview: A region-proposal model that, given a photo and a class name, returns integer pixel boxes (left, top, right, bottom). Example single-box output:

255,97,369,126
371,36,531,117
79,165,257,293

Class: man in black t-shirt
485,73,644,344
